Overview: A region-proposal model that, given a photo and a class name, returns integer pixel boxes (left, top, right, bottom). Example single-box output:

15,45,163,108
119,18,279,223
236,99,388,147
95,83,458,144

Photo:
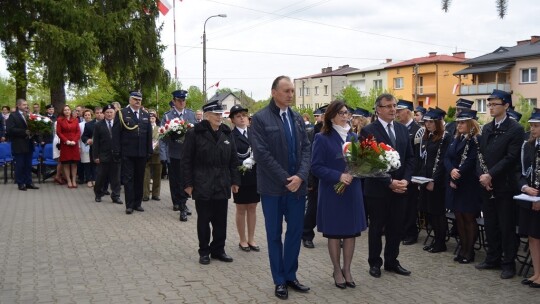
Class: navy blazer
360,119,415,198
161,107,197,160
6,111,34,154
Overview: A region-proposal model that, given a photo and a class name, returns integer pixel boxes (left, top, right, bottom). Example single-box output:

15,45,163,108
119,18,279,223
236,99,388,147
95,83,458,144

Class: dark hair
94,106,103,112
422,119,445,142
321,100,347,135
59,104,72,118
2,106,10,111
271,76,291,90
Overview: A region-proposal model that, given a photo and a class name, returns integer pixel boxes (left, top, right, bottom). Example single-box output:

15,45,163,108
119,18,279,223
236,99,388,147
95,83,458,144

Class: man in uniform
475,89,524,279
112,91,152,214
195,110,203,123
45,104,56,121
161,89,197,221
445,98,474,136
413,106,426,125
93,104,122,204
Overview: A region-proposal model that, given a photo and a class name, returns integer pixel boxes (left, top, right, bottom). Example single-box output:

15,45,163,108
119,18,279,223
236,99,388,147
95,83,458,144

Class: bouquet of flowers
238,148,255,175
27,114,53,138
158,118,194,143
334,135,401,194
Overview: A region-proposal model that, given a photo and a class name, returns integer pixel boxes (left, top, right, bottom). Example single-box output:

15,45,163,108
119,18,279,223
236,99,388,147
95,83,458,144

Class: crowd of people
1,76,540,301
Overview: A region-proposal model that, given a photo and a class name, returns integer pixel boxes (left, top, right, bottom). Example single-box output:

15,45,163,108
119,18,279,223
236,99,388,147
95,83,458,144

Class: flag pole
173,0,178,88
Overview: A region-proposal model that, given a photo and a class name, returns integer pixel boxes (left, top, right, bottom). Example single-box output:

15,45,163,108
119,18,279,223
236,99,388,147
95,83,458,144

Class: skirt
233,185,260,204
519,207,540,239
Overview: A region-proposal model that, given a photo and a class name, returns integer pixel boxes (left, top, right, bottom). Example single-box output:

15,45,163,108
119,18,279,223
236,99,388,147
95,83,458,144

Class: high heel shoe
333,273,346,289
342,270,356,288
54,176,66,185
458,253,475,264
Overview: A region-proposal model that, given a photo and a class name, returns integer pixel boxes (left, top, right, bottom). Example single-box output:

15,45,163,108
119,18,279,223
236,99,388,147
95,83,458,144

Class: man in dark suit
396,99,422,245
251,76,311,300
360,93,415,278
6,99,39,191
161,89,197,221
0,112,5,142
92,104,122,204
475,89,524,279
112,91,152,214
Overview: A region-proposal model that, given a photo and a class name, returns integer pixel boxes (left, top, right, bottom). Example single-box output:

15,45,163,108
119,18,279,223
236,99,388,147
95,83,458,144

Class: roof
386,54,467,68
207,92,239,103
454,62,515,75
345,60,404,74
296,65,359,79
465,40,540,64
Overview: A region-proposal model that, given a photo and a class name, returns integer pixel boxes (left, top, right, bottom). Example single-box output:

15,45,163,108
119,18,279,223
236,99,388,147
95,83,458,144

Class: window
525,98,538,107
305,87,310,96
298,88,303,96
477,99,487,113
324,85,328,95
521,68,538,83
314,86,319,95
315,103,320,109
393,77,404,90
373,79,383,90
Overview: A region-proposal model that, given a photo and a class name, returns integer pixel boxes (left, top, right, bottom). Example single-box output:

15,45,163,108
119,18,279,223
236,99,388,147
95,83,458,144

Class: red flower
370,141,380,153
379,143,392,151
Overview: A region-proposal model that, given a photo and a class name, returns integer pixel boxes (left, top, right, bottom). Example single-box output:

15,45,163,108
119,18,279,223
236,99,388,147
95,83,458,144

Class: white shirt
279,109,292,131
494,115,507,127
378,118,395,139
236,126,247,136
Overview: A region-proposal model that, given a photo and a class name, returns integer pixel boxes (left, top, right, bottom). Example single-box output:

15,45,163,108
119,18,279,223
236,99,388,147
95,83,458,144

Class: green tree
516,95,533,131
0,76,16,107
186,86,204,113
335,85,362,108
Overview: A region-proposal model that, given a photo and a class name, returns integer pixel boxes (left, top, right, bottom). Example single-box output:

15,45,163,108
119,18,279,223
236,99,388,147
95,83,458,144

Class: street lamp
203,14,227,102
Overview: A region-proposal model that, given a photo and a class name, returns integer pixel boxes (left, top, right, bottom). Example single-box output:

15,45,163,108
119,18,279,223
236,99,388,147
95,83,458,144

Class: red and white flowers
27,114,53,137
158,118,194,143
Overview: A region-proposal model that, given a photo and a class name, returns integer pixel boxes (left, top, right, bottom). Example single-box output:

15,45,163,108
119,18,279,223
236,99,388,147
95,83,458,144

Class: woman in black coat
182,101,241,265
419,108,451,253
444,109,482,264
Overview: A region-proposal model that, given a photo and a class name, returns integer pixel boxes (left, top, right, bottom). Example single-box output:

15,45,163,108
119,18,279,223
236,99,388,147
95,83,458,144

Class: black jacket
182,120,241,201
81,119,97,161
112,107,152,158
6,111,34,154
92,119,116,163
231,127,257,187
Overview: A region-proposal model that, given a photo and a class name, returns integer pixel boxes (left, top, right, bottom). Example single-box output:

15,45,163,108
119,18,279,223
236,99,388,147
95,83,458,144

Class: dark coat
360,119,415,198
250,99,311,196
0,114,4,138
445,121,456,138
81,119,97,162
182,120,241,201
311,129,367,236
112,107,152,158
444,135,482,213
6,111,34,154
478,116,524,194
419,133,451,214
407,121,422,175
231,127,257,187
519,141,539,190
92,119,116,163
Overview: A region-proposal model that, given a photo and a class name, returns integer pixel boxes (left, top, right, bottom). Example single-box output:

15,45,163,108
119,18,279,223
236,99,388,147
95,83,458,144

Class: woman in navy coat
311,100,367,289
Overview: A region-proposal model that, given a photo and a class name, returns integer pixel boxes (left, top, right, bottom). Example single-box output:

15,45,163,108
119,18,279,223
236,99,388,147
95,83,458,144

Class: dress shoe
135,206,144,212
173,205,180,211
423,244,433,251
530,282,540,288
286,280,310,292
458,256,475,264
211,253,233,262
521,278,533,285
151,196,160,201
199,255,210,265
112,199,123,205
369,266,381,278
142,197,149,202
125,208,133,214
184,206,192,216
384,264,411,276
274,284,288,300
500,269,516,279
402,237,417,245
248,243,260,252
346,281,356,288
475,261,500,270
179,211,188,222
26,184,39,190
453,255,464,262
333,273,346,289
239,243,251,252
428,245,447,253
302,239,315,248
95,197,102,203
18,185,27,191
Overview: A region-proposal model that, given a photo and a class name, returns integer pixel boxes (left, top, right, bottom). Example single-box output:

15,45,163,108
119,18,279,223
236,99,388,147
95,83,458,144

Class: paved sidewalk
0,180,538,303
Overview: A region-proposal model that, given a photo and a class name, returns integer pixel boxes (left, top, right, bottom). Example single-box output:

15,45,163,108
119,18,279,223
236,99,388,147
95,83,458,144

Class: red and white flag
207,81,221,90
425,97,430,106
452,83,460,95
157,0,173,15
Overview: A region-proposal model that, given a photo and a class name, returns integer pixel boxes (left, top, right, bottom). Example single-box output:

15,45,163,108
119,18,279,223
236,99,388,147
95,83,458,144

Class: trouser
403,184,420,240
143,161,162,198
94,161,121,200
169,157,188,208
82,162,95,182
302,187,318,241
261,193,306,285
482,192,518,268
14,152,33,186
122,156,146,209
365,194,406,268
195,199,228,256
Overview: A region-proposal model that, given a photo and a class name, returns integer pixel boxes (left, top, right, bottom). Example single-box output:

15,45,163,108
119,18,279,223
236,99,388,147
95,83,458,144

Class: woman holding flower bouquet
57,105,81,188
229,105,261,252
311,100,367,289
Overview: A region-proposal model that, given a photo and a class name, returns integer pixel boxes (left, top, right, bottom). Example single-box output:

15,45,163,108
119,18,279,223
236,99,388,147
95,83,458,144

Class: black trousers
94,161,121,200
122,156,146,209
402,184,420,240
482,192,518,267
168,158,188,207
365,194,407,268
302,187,318,241
195,199,228,256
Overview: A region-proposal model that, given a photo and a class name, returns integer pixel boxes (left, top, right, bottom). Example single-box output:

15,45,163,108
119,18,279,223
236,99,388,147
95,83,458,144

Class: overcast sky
0,0,538,101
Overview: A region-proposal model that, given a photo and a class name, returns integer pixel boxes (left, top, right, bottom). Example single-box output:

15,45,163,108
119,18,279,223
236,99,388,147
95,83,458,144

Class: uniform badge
224,140,230,145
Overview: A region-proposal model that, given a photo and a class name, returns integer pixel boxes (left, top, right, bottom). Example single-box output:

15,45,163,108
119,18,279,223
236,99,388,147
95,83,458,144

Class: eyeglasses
487,103,504,108
377,104,397,109
337,111,350,116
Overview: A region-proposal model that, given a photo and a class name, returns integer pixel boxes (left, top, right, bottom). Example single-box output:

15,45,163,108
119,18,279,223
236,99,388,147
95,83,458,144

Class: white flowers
384,150,401,171
158,118,194,142
242,157,255,170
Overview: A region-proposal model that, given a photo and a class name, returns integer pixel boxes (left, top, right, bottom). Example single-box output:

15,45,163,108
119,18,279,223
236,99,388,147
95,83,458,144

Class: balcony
417,85,436,95
459,83,511,95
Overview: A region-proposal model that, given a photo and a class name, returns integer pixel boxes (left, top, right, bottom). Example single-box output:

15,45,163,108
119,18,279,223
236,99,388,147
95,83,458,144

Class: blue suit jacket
360,119,415,198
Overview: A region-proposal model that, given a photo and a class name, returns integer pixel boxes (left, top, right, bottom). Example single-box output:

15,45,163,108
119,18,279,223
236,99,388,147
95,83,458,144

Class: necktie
107,120,112,137
282,113,292,138
387,123,396,147
243,130,248,138
281,112,296,174
135,111,139,120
